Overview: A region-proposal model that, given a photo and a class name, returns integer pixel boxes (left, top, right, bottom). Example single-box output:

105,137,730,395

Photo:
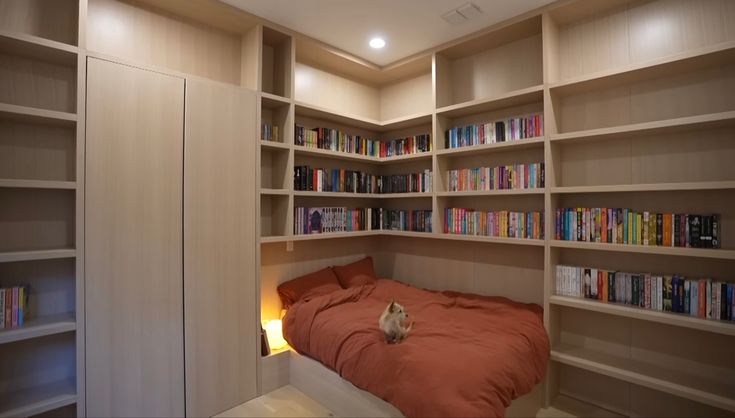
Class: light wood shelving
0,179,76,190
550,296,735,337
551,240,735,261
0,379,77,418
0,313,76,345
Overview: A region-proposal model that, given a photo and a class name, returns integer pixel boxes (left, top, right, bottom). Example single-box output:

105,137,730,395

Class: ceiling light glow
369,37,386,49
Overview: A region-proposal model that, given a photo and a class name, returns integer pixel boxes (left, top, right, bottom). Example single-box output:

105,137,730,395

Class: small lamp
264,319,288,350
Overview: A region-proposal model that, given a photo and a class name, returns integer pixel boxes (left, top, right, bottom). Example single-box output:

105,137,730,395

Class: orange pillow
333,256,377,288
277,267,342,308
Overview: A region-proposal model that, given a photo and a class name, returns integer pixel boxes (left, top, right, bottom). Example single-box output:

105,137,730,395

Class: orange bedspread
283,279,550,417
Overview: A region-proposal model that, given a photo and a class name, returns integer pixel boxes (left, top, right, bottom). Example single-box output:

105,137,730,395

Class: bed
279,258,550,418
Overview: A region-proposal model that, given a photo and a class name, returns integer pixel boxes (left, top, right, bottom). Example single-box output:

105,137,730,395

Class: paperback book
295,125,431,158
294,207,432,235
0,285,29,330
445,113,543,149
294,166,432,194
443,209,543,239
447,162,544,191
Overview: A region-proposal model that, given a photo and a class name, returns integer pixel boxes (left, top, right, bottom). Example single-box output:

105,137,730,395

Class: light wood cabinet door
85,58,185,417
184,79,258,417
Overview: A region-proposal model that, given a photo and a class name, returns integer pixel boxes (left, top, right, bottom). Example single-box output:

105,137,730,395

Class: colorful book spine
555,266,734,321
444,113,544,149
294,166,432,194
554,208,721,249
294,207,432,235
261,122,279,141
295,125,431,158
442,209,543,239
447,162,544,191
0,285,30,330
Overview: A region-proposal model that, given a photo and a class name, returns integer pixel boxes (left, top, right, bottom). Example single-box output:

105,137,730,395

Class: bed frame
288,350,545,417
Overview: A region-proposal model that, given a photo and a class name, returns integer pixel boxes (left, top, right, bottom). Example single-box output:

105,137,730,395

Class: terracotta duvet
283,279,550,417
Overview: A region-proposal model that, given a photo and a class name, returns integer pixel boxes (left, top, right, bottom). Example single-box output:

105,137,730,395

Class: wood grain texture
294,62,380,121
0,119,75,181
0,0,78,45
87,0,242,85
0,52,76,113
184,79,258,417
379,73,432,122
85,58,184,417
0,188,74,252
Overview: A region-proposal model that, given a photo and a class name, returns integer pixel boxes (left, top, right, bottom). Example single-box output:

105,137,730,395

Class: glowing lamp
264,319,288,350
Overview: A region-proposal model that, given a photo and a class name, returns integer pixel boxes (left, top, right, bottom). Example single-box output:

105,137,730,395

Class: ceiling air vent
441,2,483,25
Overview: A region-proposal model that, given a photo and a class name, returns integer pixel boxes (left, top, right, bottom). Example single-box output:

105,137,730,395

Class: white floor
216,385,334,417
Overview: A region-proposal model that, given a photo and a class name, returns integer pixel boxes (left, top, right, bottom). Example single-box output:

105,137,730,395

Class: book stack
555,208,721,248
445,113,543,149
0,285,29,329
448,162,544,191
376,209,432,232
294,207,432,235
261,122,279,141
379,134,431,157
296,125,379,156
556,265,735,321
443,209,543,239
295,125,432,159
294,166,432,194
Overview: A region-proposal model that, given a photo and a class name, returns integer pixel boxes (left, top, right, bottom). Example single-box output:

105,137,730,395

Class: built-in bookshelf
252,0,735,415
0,1,83,416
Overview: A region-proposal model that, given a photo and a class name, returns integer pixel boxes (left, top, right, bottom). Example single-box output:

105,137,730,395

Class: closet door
184,79,258,417
85,58,185,417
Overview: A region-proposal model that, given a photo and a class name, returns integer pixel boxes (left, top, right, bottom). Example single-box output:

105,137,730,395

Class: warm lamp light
264,319,288,350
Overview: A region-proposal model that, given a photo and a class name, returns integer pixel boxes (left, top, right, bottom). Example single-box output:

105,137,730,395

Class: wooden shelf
551,181,735,194
0,249,76,264
437,234,545,246
0,30,78,66
549,40,735,95
261,188,290,196
550,240,735,260
551,344,735,413
539,394,626,418
550,111,735,144
260,140,291,151
293,191,431,199
435,137,545,157
550,296,735,337
436,85,544,118
294,145,433,165
261,92,292,106
0,313,76,345
0,103,77,127
380,230,435,239
437,189,544,197
295,101,432,132
264,231,380,243
0,379,76,418
0,179,76,190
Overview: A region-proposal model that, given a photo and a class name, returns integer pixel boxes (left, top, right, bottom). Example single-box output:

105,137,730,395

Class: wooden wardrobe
84,58,258,417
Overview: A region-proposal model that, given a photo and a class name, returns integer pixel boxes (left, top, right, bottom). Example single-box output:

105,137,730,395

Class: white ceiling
222,0,554,66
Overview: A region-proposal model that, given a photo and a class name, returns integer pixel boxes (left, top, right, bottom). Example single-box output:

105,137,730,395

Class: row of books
294,166,432,194
444,113,543,149
555,208,721,248
295,125,431,158
443,209,544,239
261,122,279,142
294,207,432,235
555,265,734,321
0,286,29,329
447,162,544,192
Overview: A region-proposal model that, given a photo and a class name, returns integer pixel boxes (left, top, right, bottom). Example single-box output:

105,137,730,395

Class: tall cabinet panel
85,58,185,417
184,79,258,417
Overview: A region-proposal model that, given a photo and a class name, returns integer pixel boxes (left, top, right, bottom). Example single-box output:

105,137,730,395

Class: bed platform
287,349,545,418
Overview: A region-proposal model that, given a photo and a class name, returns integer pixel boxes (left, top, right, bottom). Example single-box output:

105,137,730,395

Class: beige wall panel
0,53,76,113
449,34,542,105
294,62,380,121
184,79,258,416
0,120,75,181
87,0,242,85
0,189,74,252
556,0,735,81
85,58,185,417
379,73,432,121
0,0,78,45
376,237,544,305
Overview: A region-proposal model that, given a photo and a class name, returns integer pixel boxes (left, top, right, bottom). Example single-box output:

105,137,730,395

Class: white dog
379,300,413,344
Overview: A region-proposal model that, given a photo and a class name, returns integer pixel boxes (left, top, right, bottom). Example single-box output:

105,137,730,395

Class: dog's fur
379,300,413,344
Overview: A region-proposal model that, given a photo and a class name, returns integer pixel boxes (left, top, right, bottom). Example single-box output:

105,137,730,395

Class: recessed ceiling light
369,37,386,49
